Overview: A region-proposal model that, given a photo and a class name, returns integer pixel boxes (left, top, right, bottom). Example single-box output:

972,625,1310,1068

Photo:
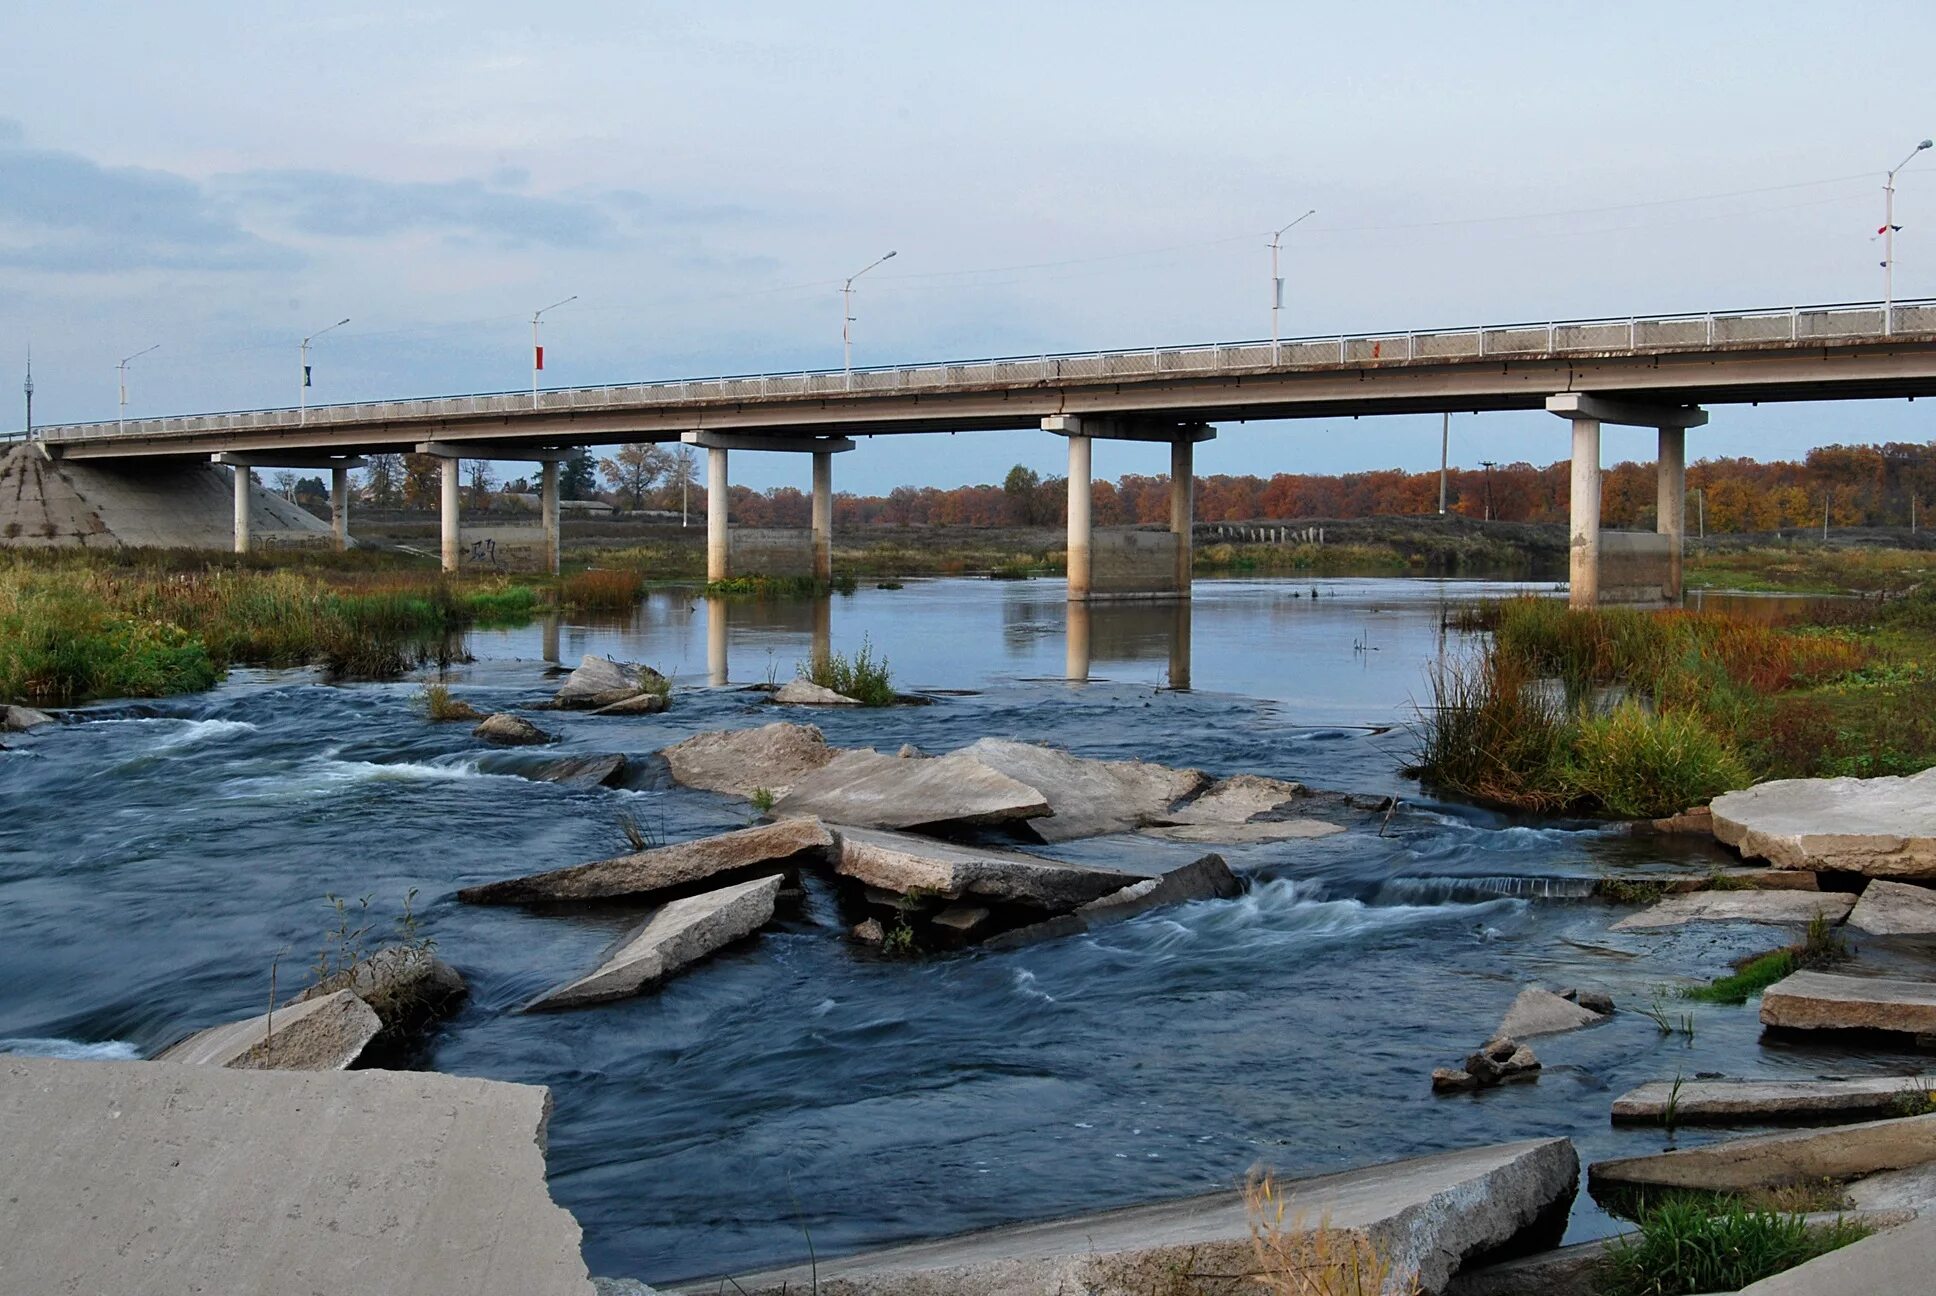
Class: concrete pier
707,446,729,582
231,464,251,554
1170,436,1194,596
1567,414,1602,608
441,455,461,573
1065,428,1093,602
541,459,561,576
1657,426,1686,600
1065,600,1090,681
811,450,833,583
1547,394,1707,607
706,595,728,684
331,464,350,551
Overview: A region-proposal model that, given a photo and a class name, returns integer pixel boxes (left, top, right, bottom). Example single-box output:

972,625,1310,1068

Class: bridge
18,297,1936,606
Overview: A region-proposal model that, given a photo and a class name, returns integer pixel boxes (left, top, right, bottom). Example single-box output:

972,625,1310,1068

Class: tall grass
1598,1196,1869,1296
800,635,896,706
1245,1171,1421,1296
559,567,646,612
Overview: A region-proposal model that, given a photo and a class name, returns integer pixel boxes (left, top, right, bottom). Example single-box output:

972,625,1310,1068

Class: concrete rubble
0,704,54,732
1710,767,1936,879
475,712,552,745
554,654,669,710
833,826,1139,911
984,853,1242,949
661,721,837,799
154,988,382,1070
295,945,468,1035
0,1055,596,1296
525,875,782,1011
675,1137,1578,1296
1609,889,1854,931
1761,970,1936,1035
592,691,668,716
775,749,1051,832
1432,1036,1542,1092
957,737,1206,841
1612,1075,1932,1124
1846,1161,1936,1211
461,819,834,906
1847,879,1936,935
1143,773,1349,844
773,678,860,706
1588,1112,1936,1198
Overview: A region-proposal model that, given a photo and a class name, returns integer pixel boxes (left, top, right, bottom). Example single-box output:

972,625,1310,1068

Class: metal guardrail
27,297,1936,443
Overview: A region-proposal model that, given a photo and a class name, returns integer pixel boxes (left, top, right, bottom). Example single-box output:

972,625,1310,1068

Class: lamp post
1270,210,1315,357
1883,139,1933,333
532,296,577,408
1438,412,1449,515
117,343,160,431
842,251,896,376
22,348,32,442
1479,460,1498,521
298,318,350,424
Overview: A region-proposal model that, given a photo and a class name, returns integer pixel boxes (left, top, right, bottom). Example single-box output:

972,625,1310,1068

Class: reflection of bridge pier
1064,597,1192,689
1044,415,1214,603
705,594,834,686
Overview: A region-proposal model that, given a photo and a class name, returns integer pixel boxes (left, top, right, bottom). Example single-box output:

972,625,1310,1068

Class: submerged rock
473,712,551,745
1761,970,1936,1036
155,989,382,1071
553,654,668,711
833,826,1137,910
660,721,837,799
1496,987,1608,1040
0,704,55,732
524,874,782,1011
985,853,1243,950
959,737,1206,841
775,749,1051,833
1711,768,1936,878
772,679,860,706
460,819,834,906
1610,890,1854,931
591,691,666,716
525,753,629,788
1847,879,1936,935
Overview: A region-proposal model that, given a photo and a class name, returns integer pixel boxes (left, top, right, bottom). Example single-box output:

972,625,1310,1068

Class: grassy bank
1414,585,1936,816
1686,541,1935,594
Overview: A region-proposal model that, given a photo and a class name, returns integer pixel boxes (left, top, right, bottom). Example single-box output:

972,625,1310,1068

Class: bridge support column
1657,427,1686,601
440,456,461,573
707,446,730,582
232,466,251,555
1566,415,1602,609
331,465,350,552
1170,436,1194,597
1066,428,1093,602
811,450,833,583
541,460,561,576
1547,394,1707,608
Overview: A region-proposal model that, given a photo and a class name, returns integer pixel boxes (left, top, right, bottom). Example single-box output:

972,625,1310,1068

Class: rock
1588,1112,1936,1199
1734,1212,1936,1295
833,826,1139,911
774,749,1051,833
154,989,382,1070
0,1056,597,1296
592,1280,664,1296
1650,805,1713,834
660,722,837,799
850,917,885,945
1432,1067,1480,1092
461,819,834,906
1612,1075,1933,1124
1609,889,1854,930
1658,868,1822,892
1142,818,1346,844
694,1137,1579,1296
772,679,860,706
527,753,629,788
1445,1235,1619,1296
474,712,551,745
591,691,667,716
1575,990,1616,1015
959,737,1206,841
983,854,1242,950
524,875,781,1011
1761,970,1936,1036
0,704,55,731
1847,1161,1936,1212
895,744,926,758
1848,879,1936,935
931,903,992,935
554,654,667,710
1168,772,1306,822
1711,767,1936,878
1496,987,1607,1040
296,946,467,1034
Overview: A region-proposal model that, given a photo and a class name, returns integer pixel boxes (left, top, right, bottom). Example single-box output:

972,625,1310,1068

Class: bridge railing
27,297,1936,442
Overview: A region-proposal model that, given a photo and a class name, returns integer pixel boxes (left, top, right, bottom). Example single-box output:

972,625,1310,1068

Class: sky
4,1,1936,494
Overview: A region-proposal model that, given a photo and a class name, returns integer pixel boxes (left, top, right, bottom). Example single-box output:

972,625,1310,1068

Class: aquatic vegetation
800,635,896,706
1682,912,1850,1005
558,567,647,612
1597,1195,1869,1296
1564,703,1750,819
702,573,856,598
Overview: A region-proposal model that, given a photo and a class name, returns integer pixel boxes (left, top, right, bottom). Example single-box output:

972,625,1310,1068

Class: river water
1,575,1924,1284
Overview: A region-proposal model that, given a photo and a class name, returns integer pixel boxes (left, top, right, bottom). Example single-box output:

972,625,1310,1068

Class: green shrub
1564,702,1752,819
800,635,896,706
1598,1196,1869,1296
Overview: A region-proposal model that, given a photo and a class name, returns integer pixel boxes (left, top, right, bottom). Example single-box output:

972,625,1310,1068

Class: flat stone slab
1612,1075,1934,1124
834,826,1139,911
1609,889,1854,931
1589,1112,1936,1197
1496,986,1607,1040
0,1055,594,1296
961,737,1205,841
461,819,833,906
660,722,837,799
984,853,1243,949
525,875,781,1011
1848,879,1936,935
675,1137,1578,1296
1847,1160,1936,1211
773,679,860,706
154,988,381,1070
1761,970,1936,1035
1711,767,1936,878
775,749,1051,833
1735,1211,1936,1295
526,753,629,788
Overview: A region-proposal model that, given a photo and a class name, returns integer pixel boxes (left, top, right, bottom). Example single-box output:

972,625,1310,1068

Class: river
1,575,1923,1284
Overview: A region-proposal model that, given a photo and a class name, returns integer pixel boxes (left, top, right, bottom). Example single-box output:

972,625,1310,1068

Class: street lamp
299,318,350,424
1270,210,1315,355
842,251,896,375
1478,460,1499,521
22,347,33,442
532,296,577,408
1882,139,1933,332
117,343,160,431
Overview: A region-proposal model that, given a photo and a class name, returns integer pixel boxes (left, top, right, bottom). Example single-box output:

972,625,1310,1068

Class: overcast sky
5,1,1936,493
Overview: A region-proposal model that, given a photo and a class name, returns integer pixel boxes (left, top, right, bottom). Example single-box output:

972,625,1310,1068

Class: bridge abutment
1547,394,1707,608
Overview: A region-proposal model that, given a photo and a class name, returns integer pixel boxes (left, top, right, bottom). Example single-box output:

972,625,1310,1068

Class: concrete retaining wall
1091,528,1181,598
456,524,547,572
1599,531,1672,603
732,527,815,578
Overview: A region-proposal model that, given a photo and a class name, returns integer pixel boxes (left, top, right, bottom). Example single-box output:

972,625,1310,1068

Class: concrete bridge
18,297,1936,606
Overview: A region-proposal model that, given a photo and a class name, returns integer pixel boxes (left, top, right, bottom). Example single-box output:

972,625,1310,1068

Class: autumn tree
402,454,442,510
362,453,405,507
600,443,671,510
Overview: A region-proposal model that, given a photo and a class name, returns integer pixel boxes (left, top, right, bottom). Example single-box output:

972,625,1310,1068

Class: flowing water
1,575,1923,1284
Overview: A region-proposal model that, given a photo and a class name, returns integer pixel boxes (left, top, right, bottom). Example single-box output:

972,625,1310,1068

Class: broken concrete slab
1848,879,1936,935
834,826,1138,911
931,903,992,935
525,875,781,1011
960,737,1205,841
981,853,1244,950
526,753,629,788
1761,970,1936,1035
774,748,1051,833
154,988,382,1070
1166,772,1306,823
0,1055,595,1296
1612,1075,1933,1125
773,679,860,706
461,819,834,906
1588,1112,1936,1198
1609,889,1854,931
554,654,668,710
475,712,551,745
676,1137,1578,1296
295,946,467,1035
1711,767,1936,879
0,704,54,732
660,721,837,799
592,691,668,716
1649,805,1714,835
1734,1211,1936,1295
1496,987,1608,1040
1847,1161,1936,1212
1654,868,1822,893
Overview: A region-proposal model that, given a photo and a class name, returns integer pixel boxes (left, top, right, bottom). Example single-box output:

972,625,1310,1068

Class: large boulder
295,945,467,1035
154,989,382,1070
959,737,1205,841
1847,880,1936,935
1613,1075,1930,1125
553,654,667,710
691,1137,1579,1296
1495,987,1607,1040
833,826,1139,911
1760,970,1936,1035
0,1056,595,1296
524,875,781,1011
474,712,551,745
774,749,1051,833
1609,889,1854,931
0,704,54,732
1589,1113,1936,1199
985,853,1242,949
460,819,834,906
660,722,837,799
1710,768,1936,878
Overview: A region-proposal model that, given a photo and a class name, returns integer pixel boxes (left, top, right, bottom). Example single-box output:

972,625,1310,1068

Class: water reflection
705,595,834,685
1064,599,1193,689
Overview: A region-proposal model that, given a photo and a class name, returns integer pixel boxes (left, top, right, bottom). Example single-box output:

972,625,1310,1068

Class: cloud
220,169,623,248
